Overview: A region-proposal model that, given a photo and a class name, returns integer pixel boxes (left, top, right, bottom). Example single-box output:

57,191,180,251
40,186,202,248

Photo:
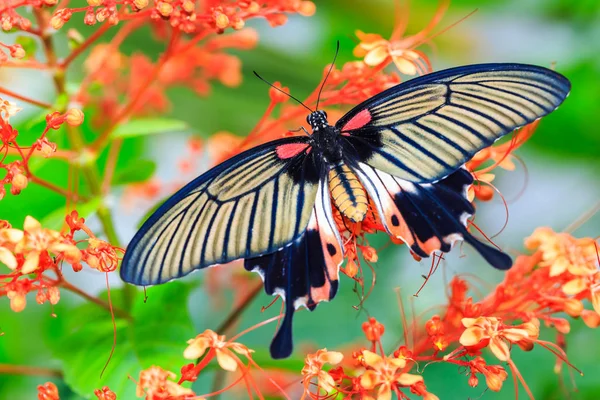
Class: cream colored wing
120,137,322,285
337,63,570,183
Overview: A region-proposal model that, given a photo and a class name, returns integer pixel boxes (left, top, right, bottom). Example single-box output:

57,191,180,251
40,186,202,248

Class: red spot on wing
276,143,310,159
341,108,372,132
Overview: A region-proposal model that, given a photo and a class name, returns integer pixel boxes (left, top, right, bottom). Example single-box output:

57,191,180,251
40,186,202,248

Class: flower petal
459,327,485,346
21,250,40,274
216,349,238,372
562,278,587,295
0,247,18,269
362,350,382,367
489,337,511,361
364,46,389,66
397,373,423,386
359,370,379,390
24,216,41,232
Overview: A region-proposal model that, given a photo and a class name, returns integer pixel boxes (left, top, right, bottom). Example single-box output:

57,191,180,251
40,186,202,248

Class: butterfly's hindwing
120,137,321,286
354,163,512,269
244,176,344,358
337,63,570,183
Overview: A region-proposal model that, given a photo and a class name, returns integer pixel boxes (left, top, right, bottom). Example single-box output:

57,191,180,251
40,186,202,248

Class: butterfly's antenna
253,71,313,113
316,40,340,111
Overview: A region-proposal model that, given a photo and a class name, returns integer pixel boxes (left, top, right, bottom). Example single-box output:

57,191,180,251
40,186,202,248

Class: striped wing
120,137,321,286
337,63,571,183
244,176,344,358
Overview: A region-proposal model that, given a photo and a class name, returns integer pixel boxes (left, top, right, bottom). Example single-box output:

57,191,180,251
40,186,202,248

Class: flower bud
157,1,174,17
181,0,194,13
8,291,26,312
468,374,479,388
564,298,583,317
9,45,25,59
11,173,28,192
582,309,600,328
133,0,148,9
87,0,102,6
297,1,316,16
36,290,48,304
48,286,60,304
50,15,66,30
66,108,84,126
214,12,229,29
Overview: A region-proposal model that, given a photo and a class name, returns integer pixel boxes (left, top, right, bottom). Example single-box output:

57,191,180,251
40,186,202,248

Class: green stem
34,10,134,307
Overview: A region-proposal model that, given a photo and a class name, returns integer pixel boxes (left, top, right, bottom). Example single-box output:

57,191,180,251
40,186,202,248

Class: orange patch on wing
310,280,332,304
276,143,310,159
416,236,442,255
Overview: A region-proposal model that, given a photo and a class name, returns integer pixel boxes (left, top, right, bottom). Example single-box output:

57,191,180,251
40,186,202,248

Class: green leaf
112,159,156,185
15,36,37,59
40,197,101,231
112,118,189,139
46,282,196,398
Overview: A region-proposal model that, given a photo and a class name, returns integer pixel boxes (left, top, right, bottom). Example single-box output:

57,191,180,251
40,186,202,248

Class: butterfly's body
120,63,571,359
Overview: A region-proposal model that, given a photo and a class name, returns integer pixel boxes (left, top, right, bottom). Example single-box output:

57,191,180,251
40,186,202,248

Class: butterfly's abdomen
328,163,368,222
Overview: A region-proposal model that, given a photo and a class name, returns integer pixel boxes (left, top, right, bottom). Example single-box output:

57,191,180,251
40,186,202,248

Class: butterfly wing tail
356,164,512,269
244,178,344,358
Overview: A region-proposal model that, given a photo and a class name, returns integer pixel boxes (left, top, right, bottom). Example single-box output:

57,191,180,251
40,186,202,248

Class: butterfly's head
307,110,329,131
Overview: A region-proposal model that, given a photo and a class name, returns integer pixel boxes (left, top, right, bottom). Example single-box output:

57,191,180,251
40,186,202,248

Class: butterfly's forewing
244,174,344,358
120,137,321,286
337,63,570,183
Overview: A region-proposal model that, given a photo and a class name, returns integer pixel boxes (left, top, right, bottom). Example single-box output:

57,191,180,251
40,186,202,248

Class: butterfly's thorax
307,110,368,222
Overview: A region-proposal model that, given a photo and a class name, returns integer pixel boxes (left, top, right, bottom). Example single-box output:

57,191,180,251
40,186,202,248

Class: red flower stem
0,61,50,69
29,175,83,202
100,138,123,195
0,86,52,109
77,19,143,97
60,22,112,69
216,280,264,335
56,276,132,321
0,364,63,378
0,0,28,15
90,29,181,152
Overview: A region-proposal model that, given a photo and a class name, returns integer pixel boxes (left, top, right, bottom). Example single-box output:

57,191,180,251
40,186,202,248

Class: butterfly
120,63,570,359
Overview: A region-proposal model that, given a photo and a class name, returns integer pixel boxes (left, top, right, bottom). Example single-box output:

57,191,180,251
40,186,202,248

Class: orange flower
37,382,60,400
354,30,429,75
136,366,194,399
183,329,253,372
301,348,344,397
459,317,537,361
359,350,423,400
352,0,448,75
525,227,598,277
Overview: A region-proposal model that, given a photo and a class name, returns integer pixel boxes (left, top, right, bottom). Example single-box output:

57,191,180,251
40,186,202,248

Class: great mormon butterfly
120,62,570,358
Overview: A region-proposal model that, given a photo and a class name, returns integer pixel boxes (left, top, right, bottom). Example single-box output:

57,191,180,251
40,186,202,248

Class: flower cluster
0,97,84,201
37,382,117,400
300,325,436,399
48,0,315,32
0,212,122,312
298,229,598,399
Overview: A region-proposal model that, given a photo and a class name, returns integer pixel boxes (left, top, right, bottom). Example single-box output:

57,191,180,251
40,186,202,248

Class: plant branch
216,280,264,335
0,86,52,108
60,22,112,69
29,175,84,202
91,29,181,151
58,277,133,321
0,364,63,378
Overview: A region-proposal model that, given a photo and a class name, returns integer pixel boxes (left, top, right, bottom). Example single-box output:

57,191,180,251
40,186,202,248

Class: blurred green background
1,0,600,398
